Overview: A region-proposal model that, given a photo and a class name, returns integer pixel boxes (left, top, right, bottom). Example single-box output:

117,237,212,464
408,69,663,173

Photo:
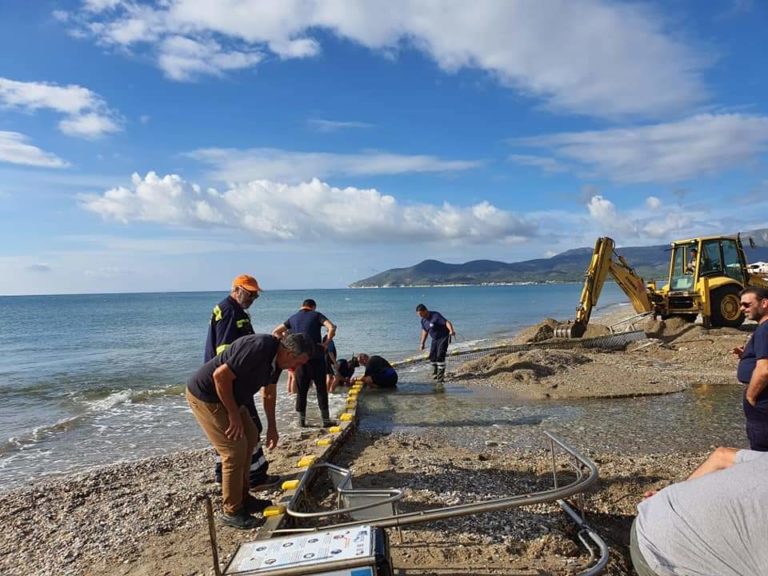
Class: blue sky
1,0,767,295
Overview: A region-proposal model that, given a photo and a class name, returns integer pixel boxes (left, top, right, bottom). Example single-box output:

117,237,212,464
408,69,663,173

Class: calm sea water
1,283,740,490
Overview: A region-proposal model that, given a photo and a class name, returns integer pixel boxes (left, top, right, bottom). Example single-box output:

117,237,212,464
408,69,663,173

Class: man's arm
323,319,336,343
212,363,244,440
261,383,279,449
272,322,289,338
446,319,456,337
746,358,768,406
687,446,740,480
419,329,428,350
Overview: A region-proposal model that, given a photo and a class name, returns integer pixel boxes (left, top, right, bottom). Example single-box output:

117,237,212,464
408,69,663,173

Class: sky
1,0,767,295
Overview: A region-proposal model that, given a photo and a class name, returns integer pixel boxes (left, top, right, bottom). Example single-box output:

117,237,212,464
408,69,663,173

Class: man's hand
225,410,245,440
732,346,744,358
265,428,279,450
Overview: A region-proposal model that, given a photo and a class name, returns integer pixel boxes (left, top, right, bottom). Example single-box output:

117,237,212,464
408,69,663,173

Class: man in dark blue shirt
273,299,337,427
187,333,313,529
734,287,768,450
416,303,456,386
205,274,260,362
204,274,279,491
357,353,398,389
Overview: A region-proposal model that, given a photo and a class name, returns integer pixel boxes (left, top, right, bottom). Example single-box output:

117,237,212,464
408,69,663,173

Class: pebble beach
0,312,752,576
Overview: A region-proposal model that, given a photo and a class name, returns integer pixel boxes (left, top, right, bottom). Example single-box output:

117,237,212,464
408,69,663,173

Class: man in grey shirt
632,446,768,575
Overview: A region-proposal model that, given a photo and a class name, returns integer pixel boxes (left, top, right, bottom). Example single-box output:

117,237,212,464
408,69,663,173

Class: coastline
0,310,751,576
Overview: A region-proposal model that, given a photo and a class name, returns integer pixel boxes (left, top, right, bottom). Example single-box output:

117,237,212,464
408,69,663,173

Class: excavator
554,234,768,338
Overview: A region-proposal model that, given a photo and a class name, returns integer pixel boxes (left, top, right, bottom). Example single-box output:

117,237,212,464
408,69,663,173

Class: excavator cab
661,237,748,327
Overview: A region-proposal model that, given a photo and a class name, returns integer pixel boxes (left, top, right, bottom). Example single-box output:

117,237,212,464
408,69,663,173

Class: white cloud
158,36,263,81
645,196,662,210
508,154,567,174
80,172,536,244
189,147,482,183
586,195,618,227
514,114,768,183
308,118,374,133
0,132,69,168
68,0,707,118
0,77,122,139
582,193,704,241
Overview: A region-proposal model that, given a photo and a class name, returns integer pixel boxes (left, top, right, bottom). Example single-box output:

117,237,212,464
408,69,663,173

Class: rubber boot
436,367,445,383
321,410,336,428
431,363,439,380
297,411,307,428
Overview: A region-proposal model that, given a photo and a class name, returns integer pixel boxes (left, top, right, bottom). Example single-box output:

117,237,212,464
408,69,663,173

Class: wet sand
0,311,753,576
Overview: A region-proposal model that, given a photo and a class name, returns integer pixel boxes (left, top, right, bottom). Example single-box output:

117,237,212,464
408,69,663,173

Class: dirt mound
456,349,591,383
511,318,558,344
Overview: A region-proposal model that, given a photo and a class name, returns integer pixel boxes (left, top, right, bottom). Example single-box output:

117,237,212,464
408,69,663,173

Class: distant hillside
350,231,768,287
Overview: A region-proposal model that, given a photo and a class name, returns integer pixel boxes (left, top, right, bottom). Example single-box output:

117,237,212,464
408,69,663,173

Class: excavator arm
555,237,654,338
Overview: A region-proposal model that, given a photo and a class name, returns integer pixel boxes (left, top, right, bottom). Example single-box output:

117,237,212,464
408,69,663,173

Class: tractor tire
710,285,744,328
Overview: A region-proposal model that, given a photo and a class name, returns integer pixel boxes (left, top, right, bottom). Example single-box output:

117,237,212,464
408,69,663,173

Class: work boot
219,509,260,530
297,412,307,428
436,367,445,383
431,363,439,380
321,410,336,428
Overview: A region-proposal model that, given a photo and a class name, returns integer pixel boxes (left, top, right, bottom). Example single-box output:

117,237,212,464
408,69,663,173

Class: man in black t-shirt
273,299,337,427
357,353,398,389
186,333,313,530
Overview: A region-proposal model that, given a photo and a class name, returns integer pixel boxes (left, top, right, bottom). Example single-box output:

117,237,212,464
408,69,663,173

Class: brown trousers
186,389,258,515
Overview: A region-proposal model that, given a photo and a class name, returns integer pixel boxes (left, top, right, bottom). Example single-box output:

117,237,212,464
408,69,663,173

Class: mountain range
350,231,768,287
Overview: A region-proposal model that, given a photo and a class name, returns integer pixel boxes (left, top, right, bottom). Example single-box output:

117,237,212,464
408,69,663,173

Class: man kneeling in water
356,353,398,389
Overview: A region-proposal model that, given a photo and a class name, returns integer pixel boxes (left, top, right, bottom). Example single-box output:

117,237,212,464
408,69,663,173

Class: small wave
1,384,187,457
78,383,185,408
0,415,85,455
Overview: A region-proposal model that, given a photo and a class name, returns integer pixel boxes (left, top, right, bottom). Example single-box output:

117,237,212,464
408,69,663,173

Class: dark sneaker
244,495,272,514
322,419,337,428
219,510,260,530
250,474,282,491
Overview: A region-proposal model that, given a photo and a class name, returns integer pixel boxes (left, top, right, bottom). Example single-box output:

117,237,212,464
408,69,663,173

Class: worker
357,353,398,389
204,274,280,490
685,247,697,274
273,299,337,427
416,303,456,385
186,333,313,529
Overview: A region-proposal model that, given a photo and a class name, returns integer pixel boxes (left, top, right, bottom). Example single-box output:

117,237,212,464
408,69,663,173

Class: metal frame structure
267,430,609,575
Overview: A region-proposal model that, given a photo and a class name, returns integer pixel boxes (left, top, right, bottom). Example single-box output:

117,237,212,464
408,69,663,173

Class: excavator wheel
709,285,744,328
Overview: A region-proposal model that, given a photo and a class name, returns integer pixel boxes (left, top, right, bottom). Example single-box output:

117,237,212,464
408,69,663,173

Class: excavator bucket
553,321,586,339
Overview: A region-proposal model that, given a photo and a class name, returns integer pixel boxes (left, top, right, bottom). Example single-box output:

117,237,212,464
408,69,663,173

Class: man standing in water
416,304,456,387
205,275,280,490
273,299,337,427
734,287,768,450
187,333,313,529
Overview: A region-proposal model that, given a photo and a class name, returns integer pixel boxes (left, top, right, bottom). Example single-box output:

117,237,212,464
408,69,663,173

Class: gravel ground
0,314,752,576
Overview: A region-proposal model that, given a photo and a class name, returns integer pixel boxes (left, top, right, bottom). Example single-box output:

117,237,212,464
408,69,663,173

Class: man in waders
416,303,455,389
204,274,281,491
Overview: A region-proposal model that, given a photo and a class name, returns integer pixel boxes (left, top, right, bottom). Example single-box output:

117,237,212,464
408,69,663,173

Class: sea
0,283,744,491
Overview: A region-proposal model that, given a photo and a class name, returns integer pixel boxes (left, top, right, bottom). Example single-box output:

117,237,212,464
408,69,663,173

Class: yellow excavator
555,234,768,338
